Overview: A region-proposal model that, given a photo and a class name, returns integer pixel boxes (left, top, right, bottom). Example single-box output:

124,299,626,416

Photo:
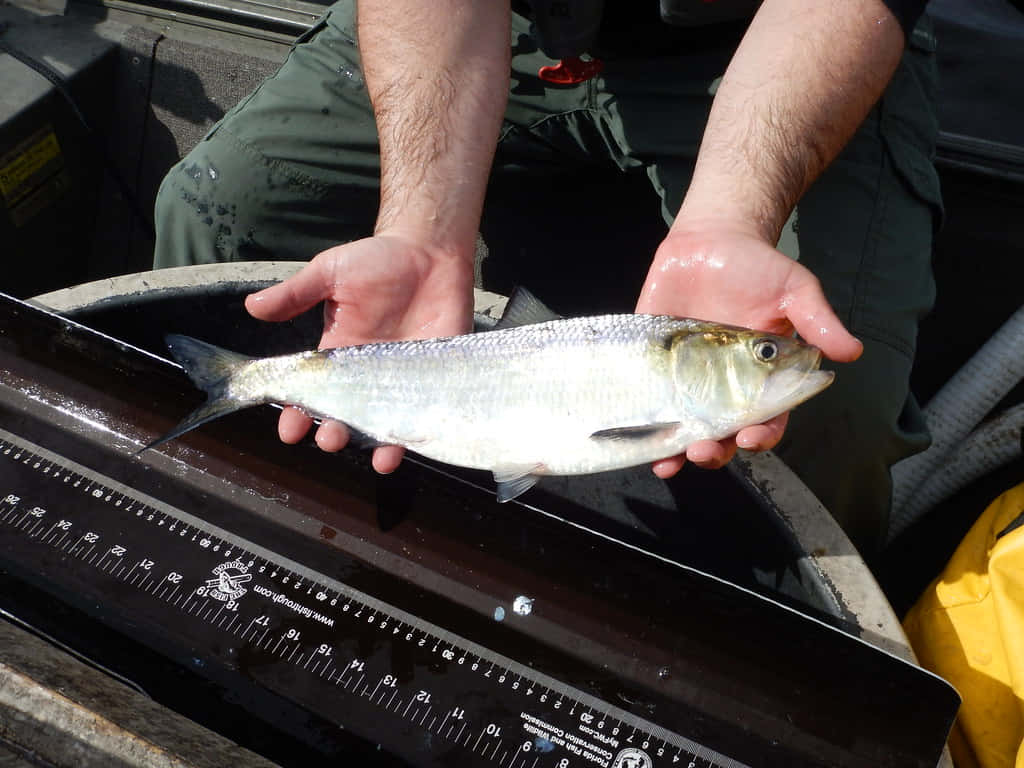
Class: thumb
786,273,863,363
245,260,332,322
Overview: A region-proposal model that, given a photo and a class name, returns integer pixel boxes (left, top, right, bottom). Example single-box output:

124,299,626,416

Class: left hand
635,219,863,475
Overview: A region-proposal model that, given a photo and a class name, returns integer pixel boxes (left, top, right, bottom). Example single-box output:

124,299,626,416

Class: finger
278,406,314,444
314,420,351,453
652,454,686,479
735,413,789,452
785,272,863,363
372,445,406,474
685,437,738,470
245,258,333,323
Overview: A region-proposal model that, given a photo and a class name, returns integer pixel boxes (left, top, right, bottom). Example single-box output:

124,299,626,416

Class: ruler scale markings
0,427,753,768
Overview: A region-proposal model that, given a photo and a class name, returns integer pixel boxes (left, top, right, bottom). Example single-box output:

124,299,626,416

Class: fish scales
151,290,833,501
248,314,690,475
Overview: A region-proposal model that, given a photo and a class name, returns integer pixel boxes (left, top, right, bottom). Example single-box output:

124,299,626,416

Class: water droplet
658,667,671,680
493,606,505,621
337,65,365,89
185,163,203,185
207,163,219,181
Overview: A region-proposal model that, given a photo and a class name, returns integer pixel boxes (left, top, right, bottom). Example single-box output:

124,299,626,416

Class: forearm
677,0,905,242
358,0,511,261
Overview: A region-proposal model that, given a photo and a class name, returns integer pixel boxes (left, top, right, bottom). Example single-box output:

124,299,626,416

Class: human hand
244,233,475,473
635,220,863,475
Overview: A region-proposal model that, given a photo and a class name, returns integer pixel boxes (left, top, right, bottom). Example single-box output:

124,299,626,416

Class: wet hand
245,233,474,472
636,222,862,475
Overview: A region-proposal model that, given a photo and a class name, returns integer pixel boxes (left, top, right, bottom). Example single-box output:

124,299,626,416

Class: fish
148,289,834,502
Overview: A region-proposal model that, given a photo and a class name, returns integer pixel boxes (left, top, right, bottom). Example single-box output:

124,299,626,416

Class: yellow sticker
0,127,63,206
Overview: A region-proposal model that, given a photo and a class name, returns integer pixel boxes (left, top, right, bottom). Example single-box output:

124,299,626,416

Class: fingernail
736,434,756,449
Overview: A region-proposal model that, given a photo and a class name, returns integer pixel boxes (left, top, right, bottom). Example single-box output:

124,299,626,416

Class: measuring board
0,293,958,767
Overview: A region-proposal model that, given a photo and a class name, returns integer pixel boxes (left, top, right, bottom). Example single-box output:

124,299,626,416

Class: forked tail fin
142,334,259,452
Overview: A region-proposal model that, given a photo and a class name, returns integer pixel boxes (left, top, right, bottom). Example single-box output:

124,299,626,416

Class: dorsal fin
494,287,562,330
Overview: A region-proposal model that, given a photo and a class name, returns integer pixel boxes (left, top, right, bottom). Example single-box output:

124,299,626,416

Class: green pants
154,3,941,554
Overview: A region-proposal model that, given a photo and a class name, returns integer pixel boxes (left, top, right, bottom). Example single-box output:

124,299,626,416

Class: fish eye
753,339,779,363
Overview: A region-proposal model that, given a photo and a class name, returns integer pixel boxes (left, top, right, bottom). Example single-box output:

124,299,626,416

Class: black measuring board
0,293,959,767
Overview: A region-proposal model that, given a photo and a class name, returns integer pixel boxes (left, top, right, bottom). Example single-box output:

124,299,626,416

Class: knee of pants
152,150,258,269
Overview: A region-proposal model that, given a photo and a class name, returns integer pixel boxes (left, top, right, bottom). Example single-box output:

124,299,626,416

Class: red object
537,56,604,85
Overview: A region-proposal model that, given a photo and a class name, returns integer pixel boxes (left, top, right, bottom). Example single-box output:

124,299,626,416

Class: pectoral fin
492,464,544,503
589,422,682,441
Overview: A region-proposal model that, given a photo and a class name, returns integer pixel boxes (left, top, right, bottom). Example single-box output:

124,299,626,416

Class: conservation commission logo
611,747,653,768
204,560,252,602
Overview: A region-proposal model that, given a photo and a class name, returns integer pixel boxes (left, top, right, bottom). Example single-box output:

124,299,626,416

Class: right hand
244,233,475,473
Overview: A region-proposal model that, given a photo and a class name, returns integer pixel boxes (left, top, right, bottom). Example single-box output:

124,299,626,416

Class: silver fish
149,290,833,501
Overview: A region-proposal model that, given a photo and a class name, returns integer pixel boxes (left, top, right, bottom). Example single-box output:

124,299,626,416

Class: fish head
668,324,835,430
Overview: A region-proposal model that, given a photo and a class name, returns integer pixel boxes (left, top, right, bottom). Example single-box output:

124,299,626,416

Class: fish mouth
756,348,835,421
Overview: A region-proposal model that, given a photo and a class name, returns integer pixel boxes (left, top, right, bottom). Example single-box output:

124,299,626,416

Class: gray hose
889,305,1024,540
888,403,1024,540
